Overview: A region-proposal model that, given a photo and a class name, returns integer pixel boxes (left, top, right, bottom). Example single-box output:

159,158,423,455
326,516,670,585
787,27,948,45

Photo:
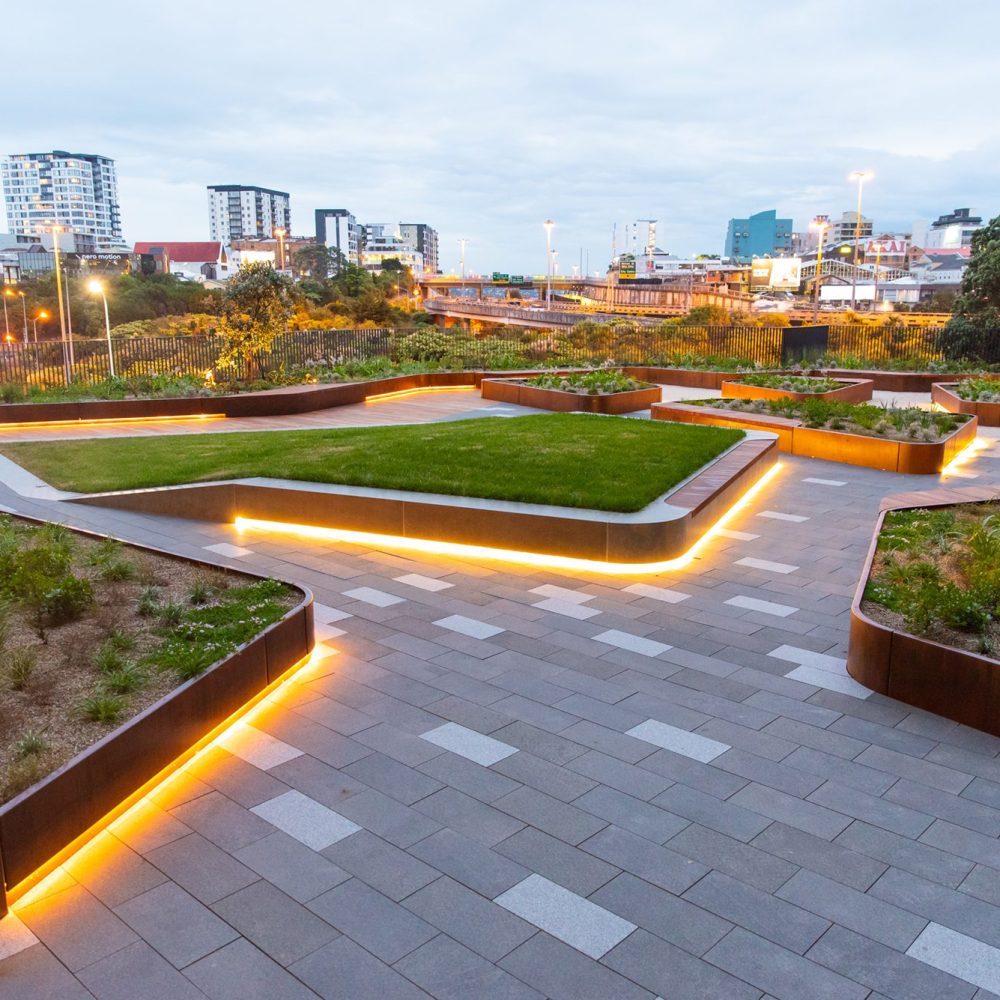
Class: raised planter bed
651,401,977,474
848,487,1000,736
68,436,778,565
628,367,769,390
0,519,314,916
932,381,1000,427
481,378,661,413
820,369,980,393
721,377,873,404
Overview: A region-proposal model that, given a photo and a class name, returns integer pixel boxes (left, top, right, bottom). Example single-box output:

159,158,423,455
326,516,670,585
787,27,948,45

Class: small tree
679,304,731,326
216,263,294,380
952,214,1000,329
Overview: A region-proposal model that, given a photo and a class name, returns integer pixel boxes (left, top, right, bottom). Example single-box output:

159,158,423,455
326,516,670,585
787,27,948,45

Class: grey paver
907,923,1000,995
0,944,96,1000
322,831,438,900
730,782,851,839
565,748,671,800
183,938,317,999
251,790,361,850
668,824,798,892
407,828,529,897
495,826,620,895
580,824,709,895
342,751,444,805
414,786,525,845
574,785,687,843
626,718,730,762
76,940,206,1000
492,785,608,845
233,831,351,903
289,936,429,1000
492,748,597,802
416,750,521,802
652,783,773,842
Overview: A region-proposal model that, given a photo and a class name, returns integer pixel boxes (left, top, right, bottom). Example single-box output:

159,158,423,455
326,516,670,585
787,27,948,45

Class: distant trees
939,214,1000,360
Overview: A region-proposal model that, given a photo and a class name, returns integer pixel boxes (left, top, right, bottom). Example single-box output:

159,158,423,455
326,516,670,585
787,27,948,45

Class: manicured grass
1,414,744,513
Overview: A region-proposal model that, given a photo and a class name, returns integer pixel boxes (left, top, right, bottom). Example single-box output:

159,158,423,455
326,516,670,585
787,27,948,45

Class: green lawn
1,414,744,513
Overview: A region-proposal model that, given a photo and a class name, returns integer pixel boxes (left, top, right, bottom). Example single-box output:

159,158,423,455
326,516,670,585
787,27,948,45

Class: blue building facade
724,209,793,262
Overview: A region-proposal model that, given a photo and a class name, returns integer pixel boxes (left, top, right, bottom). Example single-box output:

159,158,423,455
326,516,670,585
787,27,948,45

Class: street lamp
273,227,287,271
16,290,27,341
32,310,49,343
36,223,71,383
849,170,873,309
543,220,555,304
87,279,115,378
810,217,830,323
458,238,467,279
1,287,11,340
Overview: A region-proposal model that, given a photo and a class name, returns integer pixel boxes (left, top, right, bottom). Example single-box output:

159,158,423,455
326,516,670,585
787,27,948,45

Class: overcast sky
5,2,998,273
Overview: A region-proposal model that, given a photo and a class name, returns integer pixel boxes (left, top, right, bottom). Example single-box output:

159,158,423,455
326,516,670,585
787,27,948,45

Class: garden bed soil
932,382,1000,427
848,490,1000,735
480,378,661,413
651,400,976,474
721,377,873,404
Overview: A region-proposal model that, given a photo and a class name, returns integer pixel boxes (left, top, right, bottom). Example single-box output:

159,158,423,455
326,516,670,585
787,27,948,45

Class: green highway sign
492,272,509,283
510,274,524,283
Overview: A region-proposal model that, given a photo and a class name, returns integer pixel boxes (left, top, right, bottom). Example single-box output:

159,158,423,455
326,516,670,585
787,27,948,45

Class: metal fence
826,324,945,363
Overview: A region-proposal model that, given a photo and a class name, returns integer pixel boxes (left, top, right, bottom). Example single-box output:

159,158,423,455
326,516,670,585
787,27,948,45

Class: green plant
107,628,137,652
188,579,211,605
735,374,844,394
100,558,136,582
79,692,125,723
522,369,646,394
159,601,185,626
14,729,47,758
103,662,146,694
8,646,38,690
94,643,126,674
41,575,94,624
138,586,160,616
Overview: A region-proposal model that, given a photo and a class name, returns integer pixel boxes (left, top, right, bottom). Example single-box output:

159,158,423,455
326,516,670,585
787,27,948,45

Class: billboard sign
866,239,908,256
618,254,636,279
750,257,801,290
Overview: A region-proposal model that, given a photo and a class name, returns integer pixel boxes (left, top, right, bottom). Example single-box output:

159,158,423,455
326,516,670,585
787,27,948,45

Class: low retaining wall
0,525,314,916
68,438,778,565
651,401,977,474
848,486,1000,736
481,379,661,413
820,369,976,393
721,378,873,404
932,382,1000,427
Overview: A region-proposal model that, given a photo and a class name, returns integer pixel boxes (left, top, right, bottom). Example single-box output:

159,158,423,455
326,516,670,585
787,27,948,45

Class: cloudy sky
5,2,997,273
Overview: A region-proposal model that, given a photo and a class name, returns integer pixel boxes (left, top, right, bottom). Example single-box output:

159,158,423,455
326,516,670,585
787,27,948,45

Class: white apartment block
1,150,125,252
315,208,361,267
360,223,424,274
207,185,291,242
399,223,439,273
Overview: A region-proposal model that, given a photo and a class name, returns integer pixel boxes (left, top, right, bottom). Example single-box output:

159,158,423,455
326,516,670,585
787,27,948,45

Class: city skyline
4,2,998,273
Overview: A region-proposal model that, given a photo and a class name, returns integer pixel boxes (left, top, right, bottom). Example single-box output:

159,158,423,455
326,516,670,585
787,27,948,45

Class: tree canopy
215,263,294,378
953,214,1000,328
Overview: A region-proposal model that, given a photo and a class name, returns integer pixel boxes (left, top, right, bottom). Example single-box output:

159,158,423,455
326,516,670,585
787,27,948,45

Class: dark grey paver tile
782,745,898,794
233,831,350,903
76,940,206,1000
115,882,238,969
668,824,797,893
730,783,849,839
494,827,619,896
16,884,138,973
854,745,973,794
835,821,975,888
289,936,429,1000
407,828,529,897
711,748,824,798
830,714,936,756
414,787,525,845
307,879,437,963
808,780,934,838
776,868,926,950
489,721,587,765
565,749,670,800
490,694,581,733
590,871,731,956
808,924,976,1000
354,722,447,766
499,932,655,1000
704,927,869,1000
332,788,442,848
742,690,842,728
0,944,96,1000
322,831,438,900
342,751,443,805
182,938,317,999
960,865,1000,907
394,935,543,1000
602,929,763,1000
694,719,796,762
492,749,597,802
401,875,535,961
963,777,1000,811
683,870,829,954
637,747,748,799
579,824,708,895
574,785,687,843
557,720,655,763
422,694,513,733
652,784,773,842
61,831,167,909
416,750,521,802
294,693,379,735
921,819,1000,869
169,790,275,853
492,785,607,845
884,779,1000,837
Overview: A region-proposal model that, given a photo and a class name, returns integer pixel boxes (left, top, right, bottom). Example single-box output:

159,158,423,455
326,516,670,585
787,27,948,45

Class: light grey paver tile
495,826,620,896
735,557,798,574
716,527,759,541
908,923,1000,995
322,831,438,901
203,542,251,558
290,936,428,999
768,644,848,672
77,940,206,1000
312,603,353,623
114,882,238,969
407,828,530,898
532,597,601,619
343,586,405,607
251,790,361,850
419,721,517,766
785,664,871,699
402,875,536,962
394,934,544,1000
809,924,975,1000
726,595,798,617
433,614,505,639
216,723,304,770
495,874,635,959
591,871,731,956
626,718,729,762
394,573,453,592
704,927,869,1000
592,629,671,657
233,831,351,903
777,869,927,950
623,582,690,603
307,878,437,964
803,477,847,486
500,932,655,1000
529,584,593,603
183,938,317,999
603,928,763,1000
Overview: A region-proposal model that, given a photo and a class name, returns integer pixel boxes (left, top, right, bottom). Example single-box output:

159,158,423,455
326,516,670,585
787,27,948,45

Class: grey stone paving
2,403,1000,999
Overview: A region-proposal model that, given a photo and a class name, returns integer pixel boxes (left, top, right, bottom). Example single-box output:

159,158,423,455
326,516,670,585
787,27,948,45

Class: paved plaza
2,388,1000,999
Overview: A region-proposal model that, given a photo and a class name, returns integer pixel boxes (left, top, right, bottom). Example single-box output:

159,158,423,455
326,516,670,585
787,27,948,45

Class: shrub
41,575,94,625
8,646,38,690
14,729,47,758
80,692,125,723
137,586,160,616
103,662,146,694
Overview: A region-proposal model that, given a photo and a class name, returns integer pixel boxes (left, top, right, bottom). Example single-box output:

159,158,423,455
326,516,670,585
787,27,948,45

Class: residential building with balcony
399,223,439,273
208,185,290,242
360,223,424,274
315,209,360,267
924,208,982,249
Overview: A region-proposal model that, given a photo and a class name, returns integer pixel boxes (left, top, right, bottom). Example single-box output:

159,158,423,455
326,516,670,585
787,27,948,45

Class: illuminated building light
6,644,336,911
364,386,474,403
0,413,225,431
234,463,783,577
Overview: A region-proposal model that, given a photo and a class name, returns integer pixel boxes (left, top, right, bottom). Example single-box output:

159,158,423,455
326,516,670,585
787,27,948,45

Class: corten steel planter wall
69,438,777,565
820,369,979,393
721,378,874,404
651,401,977,474
932,382,1000,427
0,527,314,917
481,379,662,413
848,492,1000,737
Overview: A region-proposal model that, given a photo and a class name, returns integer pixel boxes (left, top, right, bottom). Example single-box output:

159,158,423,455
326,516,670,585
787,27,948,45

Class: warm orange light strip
941,436,988,477
364,385,475,403
234,463,783,576
5,644,330,911
0,413,225,431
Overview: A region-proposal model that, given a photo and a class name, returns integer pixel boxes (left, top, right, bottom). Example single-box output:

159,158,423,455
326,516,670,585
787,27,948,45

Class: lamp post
543,220,555,304
17,290,27,341
273,227,287,271
849,170,873,309
1,288,10,340
458,238,467,279
87,279,115,378
37,223,71,383
32,310,49,343
811,218,830,324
